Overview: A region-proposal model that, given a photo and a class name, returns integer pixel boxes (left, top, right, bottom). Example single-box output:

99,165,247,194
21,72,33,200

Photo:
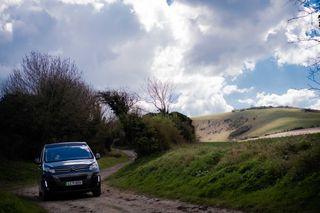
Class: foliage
0,52,105,160
136,115,183,155
109,134,320,213
98,89,139,118
99,89,196,157
169,112,196,142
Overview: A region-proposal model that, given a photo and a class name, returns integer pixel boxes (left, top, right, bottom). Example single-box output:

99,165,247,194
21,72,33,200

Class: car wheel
92,185,101,197
40,190,51,201
40,184,51,201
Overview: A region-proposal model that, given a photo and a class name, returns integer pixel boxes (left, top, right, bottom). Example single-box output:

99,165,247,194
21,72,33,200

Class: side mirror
34,158,41,164
95,153,101,160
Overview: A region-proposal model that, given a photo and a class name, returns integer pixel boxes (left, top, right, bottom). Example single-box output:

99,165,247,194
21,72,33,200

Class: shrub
169,112,196,142
143,115,185,145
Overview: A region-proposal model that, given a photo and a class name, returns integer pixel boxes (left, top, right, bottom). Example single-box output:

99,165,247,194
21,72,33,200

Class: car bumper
42,172,100,194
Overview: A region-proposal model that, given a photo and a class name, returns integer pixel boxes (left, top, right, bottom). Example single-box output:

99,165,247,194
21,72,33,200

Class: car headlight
43,166,55,174
89,162,99,171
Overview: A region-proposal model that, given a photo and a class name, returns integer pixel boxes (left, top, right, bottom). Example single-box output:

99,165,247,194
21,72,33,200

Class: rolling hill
192,107,320,142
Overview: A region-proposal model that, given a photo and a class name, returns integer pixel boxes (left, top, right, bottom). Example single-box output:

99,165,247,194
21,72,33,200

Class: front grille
59,175,88,182
55,165,89,173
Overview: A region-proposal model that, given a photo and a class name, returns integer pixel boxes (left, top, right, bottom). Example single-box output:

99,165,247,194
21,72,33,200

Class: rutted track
14,150,243,213
243,127,320,141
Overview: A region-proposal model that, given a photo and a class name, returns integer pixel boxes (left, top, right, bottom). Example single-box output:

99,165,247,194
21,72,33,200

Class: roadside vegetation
109,133,320,213
0,191,45,213
0,161,37,190
98,150,129,170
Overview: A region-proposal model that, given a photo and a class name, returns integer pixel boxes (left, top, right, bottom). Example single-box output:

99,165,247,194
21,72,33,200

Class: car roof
44,142,88,148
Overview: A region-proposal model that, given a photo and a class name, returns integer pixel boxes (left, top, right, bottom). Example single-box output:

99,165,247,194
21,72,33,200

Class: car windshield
45,145,93,162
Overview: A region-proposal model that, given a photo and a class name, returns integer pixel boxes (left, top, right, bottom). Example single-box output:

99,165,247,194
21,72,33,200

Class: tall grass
109,134,320,213
0,191,45,213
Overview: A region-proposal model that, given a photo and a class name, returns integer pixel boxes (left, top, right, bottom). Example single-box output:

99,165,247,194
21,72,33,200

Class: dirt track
244,127,320,141
14,150,243,213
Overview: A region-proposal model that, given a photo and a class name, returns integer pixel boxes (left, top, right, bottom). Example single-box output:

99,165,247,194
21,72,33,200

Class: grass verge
0,160,38,190
0,191,45,213
109,134,320,213
98,149,129,170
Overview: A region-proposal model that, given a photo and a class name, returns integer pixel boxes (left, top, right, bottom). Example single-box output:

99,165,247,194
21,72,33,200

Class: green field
192,107,320,141
109,134,320,213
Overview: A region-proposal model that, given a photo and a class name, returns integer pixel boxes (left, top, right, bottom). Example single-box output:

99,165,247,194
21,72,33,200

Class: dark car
34,142,101,200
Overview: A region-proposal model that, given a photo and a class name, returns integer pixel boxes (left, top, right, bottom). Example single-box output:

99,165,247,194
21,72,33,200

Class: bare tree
4,52,81,95
146,77,174,114
289,0,320,88
0,51,105,159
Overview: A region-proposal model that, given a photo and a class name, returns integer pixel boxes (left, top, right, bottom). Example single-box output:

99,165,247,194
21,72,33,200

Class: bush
169,112,196,142
143,115,185,145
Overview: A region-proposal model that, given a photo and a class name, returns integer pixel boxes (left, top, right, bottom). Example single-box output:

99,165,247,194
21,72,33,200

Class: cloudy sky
1,0,320,116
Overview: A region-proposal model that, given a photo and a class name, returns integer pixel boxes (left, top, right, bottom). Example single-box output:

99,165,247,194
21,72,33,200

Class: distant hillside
192,107,320,142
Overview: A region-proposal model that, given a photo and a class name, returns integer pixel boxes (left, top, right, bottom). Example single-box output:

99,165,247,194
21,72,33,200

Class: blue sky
0,0,320,116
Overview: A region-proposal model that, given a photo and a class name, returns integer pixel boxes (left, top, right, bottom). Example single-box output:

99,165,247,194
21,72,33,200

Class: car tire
40,189,51,201
39,183,51,201
92,185,101,197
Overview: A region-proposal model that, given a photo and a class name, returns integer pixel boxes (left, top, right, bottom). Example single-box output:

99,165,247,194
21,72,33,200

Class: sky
1,0,320,116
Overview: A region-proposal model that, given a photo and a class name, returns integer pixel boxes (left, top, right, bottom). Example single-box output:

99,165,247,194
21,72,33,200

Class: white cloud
241,89,319,109
310,100,320,110
171,75,233,116
222,85,253,95
238,98,255,106
0,0,316,116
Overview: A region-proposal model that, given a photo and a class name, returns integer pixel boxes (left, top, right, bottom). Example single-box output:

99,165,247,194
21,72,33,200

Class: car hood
45,159,95,168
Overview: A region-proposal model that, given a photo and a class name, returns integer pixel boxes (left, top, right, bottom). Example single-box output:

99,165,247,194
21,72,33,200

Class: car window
45,145,93,162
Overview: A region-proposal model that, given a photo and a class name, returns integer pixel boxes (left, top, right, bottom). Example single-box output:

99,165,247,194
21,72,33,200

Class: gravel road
14,150,243,213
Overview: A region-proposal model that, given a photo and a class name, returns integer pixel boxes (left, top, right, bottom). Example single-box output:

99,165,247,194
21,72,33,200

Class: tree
98,89,139,118
145,77,174,114
98,89,140,147
0,52,104,159
290,0,320,88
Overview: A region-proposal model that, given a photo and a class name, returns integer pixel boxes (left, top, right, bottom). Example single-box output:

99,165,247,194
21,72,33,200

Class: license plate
65,180,83,186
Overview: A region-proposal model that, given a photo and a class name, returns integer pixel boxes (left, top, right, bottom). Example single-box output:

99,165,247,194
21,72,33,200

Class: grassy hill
192,107,320,142
109,134,320,213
